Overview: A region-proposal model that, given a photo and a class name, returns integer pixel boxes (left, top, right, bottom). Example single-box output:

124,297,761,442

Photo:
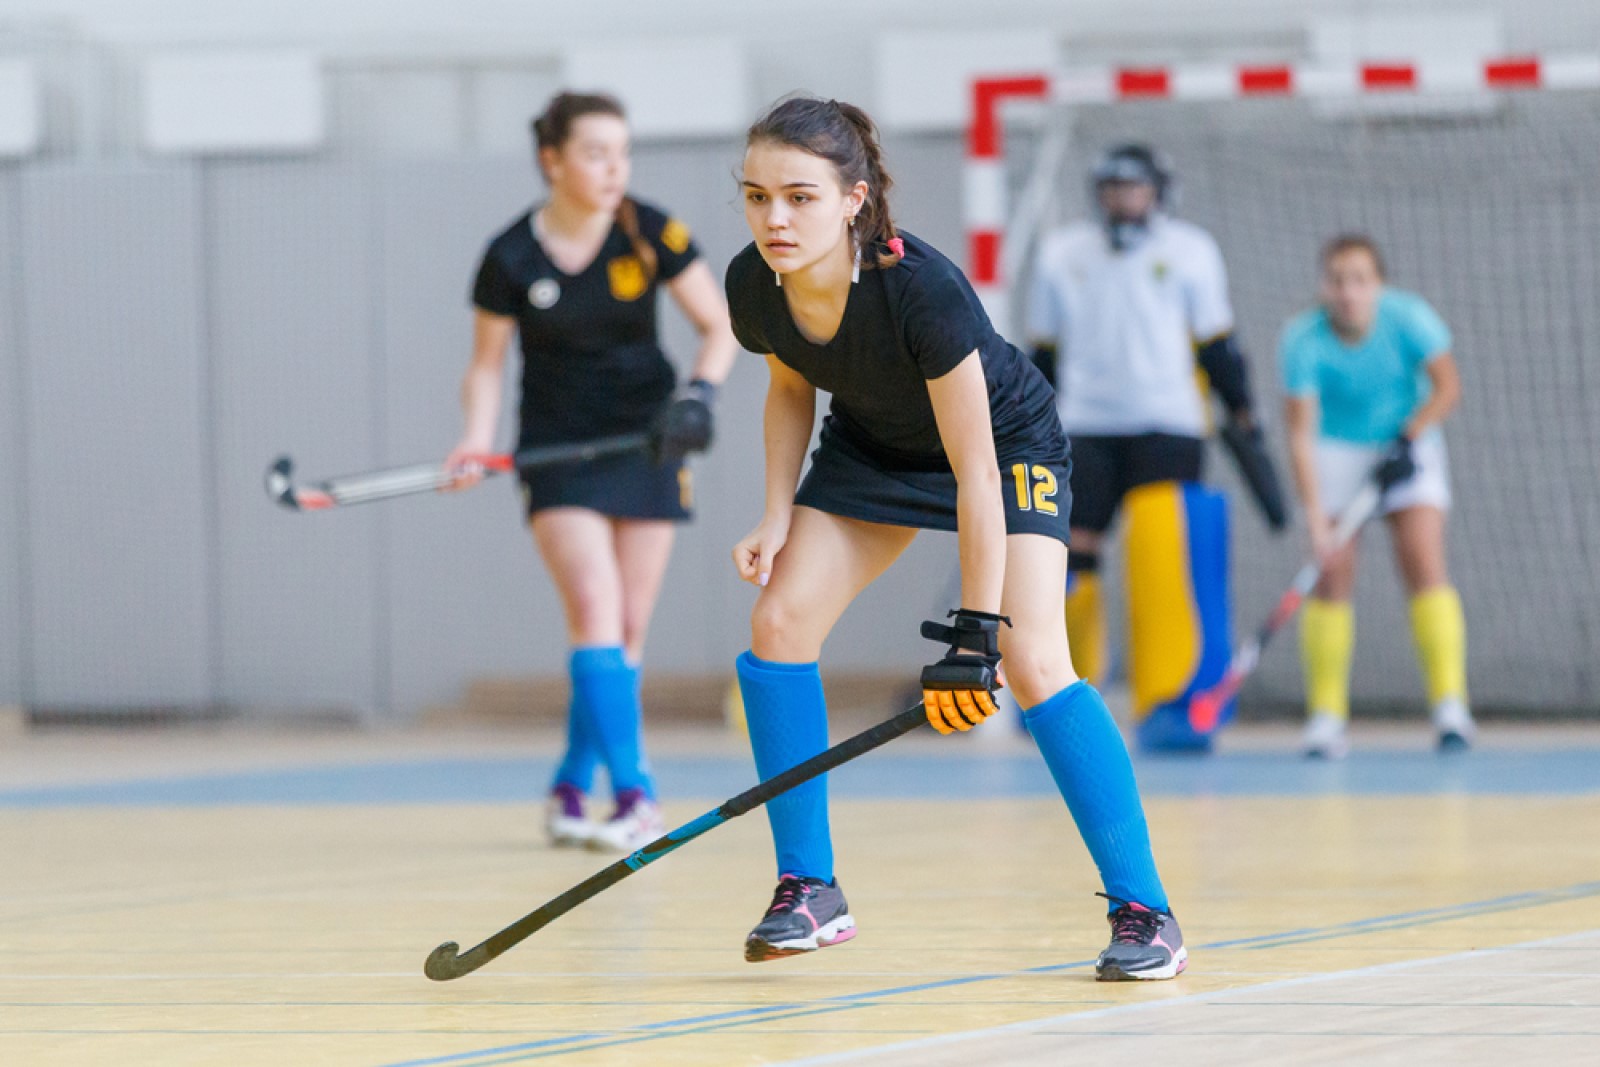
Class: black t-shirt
472,199,700,446
725,230,1064,469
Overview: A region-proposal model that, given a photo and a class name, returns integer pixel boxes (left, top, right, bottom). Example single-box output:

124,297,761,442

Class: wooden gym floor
3,712,1599,1066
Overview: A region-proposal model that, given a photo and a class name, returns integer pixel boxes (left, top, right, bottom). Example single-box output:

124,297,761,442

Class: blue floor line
6,747,1600,808
371,877,1600,1067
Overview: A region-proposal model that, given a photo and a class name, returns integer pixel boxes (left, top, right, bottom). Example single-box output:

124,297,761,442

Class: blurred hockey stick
264,433,649,512
1188,479,1381,732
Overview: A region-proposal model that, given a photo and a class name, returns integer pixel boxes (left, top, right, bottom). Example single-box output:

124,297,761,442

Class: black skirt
794,422,1072,545
518,447,692,521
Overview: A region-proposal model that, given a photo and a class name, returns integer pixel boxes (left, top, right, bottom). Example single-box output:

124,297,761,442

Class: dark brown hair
531,91,656,284
746,96,903,269
1320,233,1386,280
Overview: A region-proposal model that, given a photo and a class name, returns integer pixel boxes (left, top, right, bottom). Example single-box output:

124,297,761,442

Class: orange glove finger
952,689,983,730
923,690,955,734
937,691,965,732
974,690,999,718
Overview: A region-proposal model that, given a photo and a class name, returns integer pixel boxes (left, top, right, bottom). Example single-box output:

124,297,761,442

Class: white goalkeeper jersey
1027,215,1233,437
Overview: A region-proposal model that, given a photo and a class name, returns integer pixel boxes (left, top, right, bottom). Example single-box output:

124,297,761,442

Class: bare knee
560,578,624,647
750,593,824,663
1001,639,1077,709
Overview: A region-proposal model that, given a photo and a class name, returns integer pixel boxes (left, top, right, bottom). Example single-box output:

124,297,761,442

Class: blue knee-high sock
1024,681,1168,911
571,646,653,799
551,687,600,794
736,650,833,882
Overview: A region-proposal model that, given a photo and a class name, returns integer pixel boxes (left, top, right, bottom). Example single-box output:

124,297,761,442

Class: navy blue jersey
725,230,1064,470
473,199,700,446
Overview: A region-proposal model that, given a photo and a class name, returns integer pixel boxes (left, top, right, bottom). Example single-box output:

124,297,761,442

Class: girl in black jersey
726,97,1184,981
447,92,737,852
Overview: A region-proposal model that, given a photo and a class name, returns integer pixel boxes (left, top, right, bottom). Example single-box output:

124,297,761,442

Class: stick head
264,455,335,511
1188,691,1222,734
264,456,298,509
424,941,463,981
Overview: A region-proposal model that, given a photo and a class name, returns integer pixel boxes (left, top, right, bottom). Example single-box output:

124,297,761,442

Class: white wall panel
142,49,324,154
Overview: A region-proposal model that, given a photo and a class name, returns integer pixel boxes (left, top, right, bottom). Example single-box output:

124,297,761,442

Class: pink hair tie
886,237,905,257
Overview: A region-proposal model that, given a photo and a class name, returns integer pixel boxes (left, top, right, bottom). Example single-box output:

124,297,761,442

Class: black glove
1374,435,1416,492
919,609,1011,735
649,378,716,465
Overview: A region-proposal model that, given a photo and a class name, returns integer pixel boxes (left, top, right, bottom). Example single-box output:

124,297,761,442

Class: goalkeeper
1026,144,1280,751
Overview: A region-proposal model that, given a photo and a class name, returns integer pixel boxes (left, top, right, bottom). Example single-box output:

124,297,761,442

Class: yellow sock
1301,598,1354,720
1410,586,1468,705
1065,572,1108,686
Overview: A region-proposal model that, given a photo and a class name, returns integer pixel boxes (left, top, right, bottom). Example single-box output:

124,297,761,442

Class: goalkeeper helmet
1089,143,1175,251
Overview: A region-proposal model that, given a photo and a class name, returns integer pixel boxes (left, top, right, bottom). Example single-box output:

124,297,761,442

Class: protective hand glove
1373,435,1416,492
919,609,1011,735
649,378,716,465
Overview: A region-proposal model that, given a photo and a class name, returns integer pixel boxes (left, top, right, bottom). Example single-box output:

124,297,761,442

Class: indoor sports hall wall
3,2,1599,720
0,138,972,719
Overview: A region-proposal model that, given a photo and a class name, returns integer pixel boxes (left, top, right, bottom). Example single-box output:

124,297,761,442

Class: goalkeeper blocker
1195,331,1288,532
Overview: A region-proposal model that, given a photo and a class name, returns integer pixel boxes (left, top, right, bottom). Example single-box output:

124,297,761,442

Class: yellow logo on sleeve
608,256,648,301
660,218,692,255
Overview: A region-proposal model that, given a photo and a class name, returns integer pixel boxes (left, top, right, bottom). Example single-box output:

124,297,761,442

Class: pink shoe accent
791,903,820,933
818,925,856,947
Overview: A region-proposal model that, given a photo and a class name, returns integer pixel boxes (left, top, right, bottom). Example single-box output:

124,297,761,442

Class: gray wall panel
207,163,383,713
377,160,556,717
0,173,26,705
20,167,213,707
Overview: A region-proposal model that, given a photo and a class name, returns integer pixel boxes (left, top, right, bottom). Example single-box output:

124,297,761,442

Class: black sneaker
744,874,856,962
1095,894,1188,981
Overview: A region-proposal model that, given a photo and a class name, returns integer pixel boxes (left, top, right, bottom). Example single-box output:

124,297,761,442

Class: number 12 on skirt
1011,463,1059,515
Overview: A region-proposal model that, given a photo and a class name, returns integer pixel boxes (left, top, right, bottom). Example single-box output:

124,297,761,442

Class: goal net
979,60,1600,715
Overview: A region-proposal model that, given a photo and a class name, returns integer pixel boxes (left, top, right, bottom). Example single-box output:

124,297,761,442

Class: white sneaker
1432,698,1476,752
587,789,666,852
1302,711,1350,760
545,784,595,848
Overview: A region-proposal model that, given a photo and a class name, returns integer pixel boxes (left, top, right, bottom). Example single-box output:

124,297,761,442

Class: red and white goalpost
964,52,1600,716
964,53,1600,330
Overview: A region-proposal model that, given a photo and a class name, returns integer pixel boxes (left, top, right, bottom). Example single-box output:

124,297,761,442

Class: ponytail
615,197,659,285
746,96,904,270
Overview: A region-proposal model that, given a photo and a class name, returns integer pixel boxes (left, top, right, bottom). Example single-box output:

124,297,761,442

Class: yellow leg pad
1301,598,1355,720
1124,484,1201,720
1064,572,1108,687
1410,586,1468,705
723,678,748,737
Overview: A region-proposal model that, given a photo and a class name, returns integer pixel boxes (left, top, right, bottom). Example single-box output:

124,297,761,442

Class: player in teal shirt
1281,288,1451,445
1279,235,1472,759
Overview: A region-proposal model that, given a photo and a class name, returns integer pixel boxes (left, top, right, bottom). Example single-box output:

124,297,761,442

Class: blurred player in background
446,91,737,848
1281,234,1471,759
1027,144,1277,751
726,97,1184,981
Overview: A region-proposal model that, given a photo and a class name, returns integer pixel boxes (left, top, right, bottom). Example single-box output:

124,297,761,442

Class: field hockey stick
265,433,650,512
1187,479,1382,732
424,702,930,981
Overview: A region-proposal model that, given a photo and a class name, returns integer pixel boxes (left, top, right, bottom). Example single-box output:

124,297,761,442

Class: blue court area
6,741,1600,808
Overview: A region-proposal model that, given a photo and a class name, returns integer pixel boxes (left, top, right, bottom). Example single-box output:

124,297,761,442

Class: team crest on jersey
660,217,692,255
608,256,648,302
1152,260,1170,282
528,278,561,309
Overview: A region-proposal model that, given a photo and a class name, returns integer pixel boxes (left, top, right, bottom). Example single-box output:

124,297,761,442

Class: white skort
1314,432,1451,517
